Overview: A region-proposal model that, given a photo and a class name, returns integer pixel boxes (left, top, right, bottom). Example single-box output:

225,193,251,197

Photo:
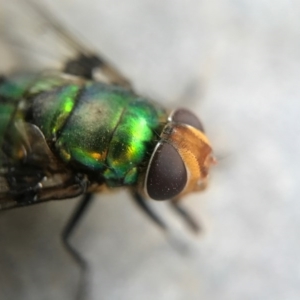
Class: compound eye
146,142,187,200
171,108,204,132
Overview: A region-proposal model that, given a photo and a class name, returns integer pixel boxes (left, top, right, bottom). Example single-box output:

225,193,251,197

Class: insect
0,1,216,299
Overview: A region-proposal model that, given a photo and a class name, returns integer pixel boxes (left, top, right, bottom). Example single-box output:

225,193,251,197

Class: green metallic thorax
0,72,167,186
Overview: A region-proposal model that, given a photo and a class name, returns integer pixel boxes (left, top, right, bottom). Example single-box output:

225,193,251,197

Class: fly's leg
131,192,167,231
132,192,201,233
131,192,200,234
62,193,94,300
132,192,194,254
170,201,201,233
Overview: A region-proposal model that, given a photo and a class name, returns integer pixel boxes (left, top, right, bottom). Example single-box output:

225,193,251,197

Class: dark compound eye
146,142,187,200
170,108,204,132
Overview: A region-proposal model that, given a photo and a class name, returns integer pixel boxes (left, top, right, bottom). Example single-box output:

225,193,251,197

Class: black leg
131,192,167,231
132,193,196,255
62,193,94,300
169,201,201,233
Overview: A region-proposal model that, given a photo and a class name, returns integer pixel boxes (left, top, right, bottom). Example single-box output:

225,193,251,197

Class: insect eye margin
145,142,187,201
169,108,205,132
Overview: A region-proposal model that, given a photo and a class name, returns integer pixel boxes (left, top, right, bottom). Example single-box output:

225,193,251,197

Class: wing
0,0,135,210
1,0,132,88
0,103,87,210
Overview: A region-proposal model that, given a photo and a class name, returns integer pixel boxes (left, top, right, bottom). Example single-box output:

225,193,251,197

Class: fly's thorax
143,108,216,201
29,73,167,187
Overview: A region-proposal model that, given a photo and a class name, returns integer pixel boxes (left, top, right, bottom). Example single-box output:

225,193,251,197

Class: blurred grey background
0,0,299,300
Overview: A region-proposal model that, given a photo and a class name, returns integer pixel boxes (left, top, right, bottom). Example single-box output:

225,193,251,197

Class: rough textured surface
0,0,299,300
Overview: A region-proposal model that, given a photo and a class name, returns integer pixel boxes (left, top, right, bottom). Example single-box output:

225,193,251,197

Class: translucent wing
0,0,131,88
0,103,87,210
0,0,130,209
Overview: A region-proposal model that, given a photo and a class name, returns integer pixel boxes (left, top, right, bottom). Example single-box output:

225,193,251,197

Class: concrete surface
0,0,299,300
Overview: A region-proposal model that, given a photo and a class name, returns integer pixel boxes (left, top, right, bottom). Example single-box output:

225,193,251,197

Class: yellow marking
60,148,71,161
90,151,106,161
91,152,101,160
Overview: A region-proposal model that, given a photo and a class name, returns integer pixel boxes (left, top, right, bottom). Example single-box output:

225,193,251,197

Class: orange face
164,123,216,197
144,108,216,201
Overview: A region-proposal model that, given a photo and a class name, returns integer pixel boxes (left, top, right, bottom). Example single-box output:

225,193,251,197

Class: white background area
0,0,299,300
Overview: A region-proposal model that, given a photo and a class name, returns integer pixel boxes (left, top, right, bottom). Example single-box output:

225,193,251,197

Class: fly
0,2,216,299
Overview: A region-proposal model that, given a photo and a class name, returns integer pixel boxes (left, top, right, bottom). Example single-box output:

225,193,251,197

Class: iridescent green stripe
105,99,164,184
56,83,128,167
